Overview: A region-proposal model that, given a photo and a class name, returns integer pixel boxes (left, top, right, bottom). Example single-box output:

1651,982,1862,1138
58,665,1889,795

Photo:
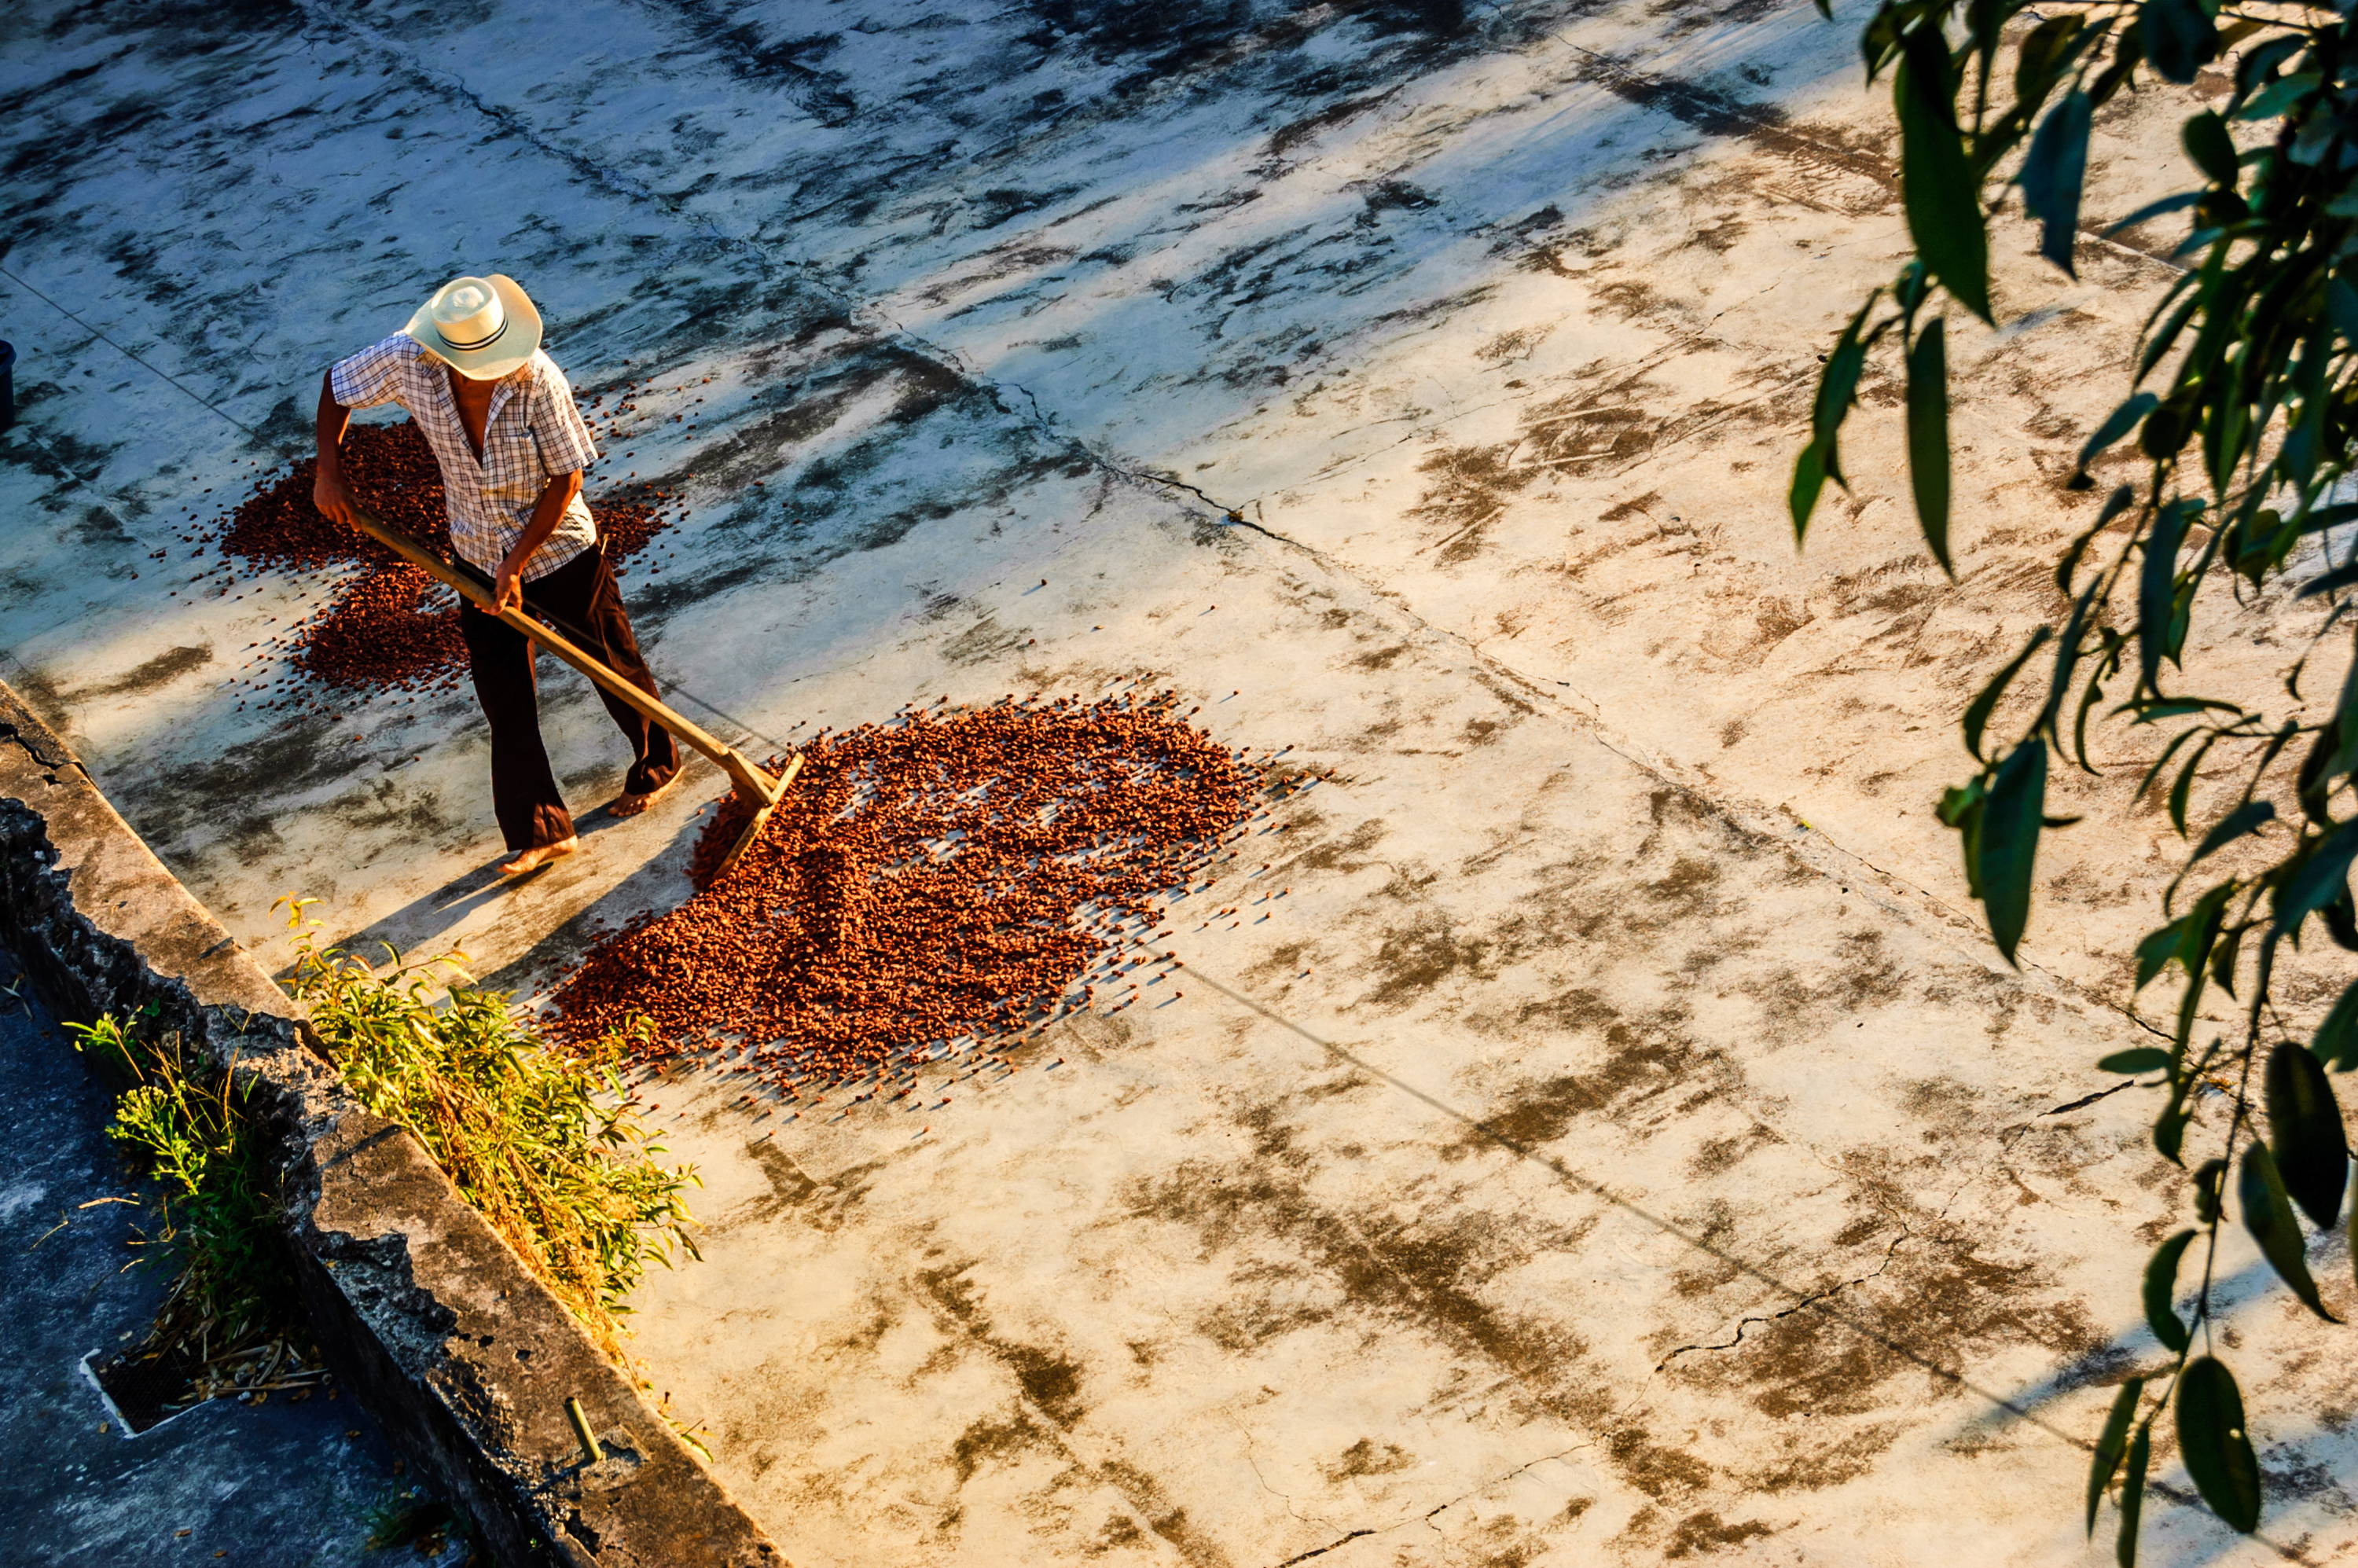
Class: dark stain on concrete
1578,54,1893,191
1669,1232,2103,1497
1603,1426,1713,1500
916,1261,1089,1427
1131,1103,1606,1433
942,617,1029,666
1362,909,1493,1007
1322,1438,1413,1481
948,1410,1055,1484
64,644,211,703
1093,1458,1232,1568
739,1140,819,1221
1662,1508,1776,1557
642,0,858,124
1291,817,1387,873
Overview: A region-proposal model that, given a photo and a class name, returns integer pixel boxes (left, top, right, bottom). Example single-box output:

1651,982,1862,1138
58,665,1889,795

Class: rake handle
343,506,784,806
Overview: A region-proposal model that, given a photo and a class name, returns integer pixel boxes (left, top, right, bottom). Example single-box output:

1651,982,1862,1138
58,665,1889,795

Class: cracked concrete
6,1,2358,1564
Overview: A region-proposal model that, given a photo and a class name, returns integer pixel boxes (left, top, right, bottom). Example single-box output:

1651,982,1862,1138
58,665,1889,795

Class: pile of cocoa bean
545,695,1269,1091
199,420,674,695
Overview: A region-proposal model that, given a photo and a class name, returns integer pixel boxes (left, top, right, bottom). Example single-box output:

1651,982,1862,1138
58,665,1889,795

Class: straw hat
402,274,542,380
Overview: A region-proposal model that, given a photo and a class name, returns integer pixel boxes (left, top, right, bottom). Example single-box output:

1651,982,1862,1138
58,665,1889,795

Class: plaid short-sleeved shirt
329,334,601,578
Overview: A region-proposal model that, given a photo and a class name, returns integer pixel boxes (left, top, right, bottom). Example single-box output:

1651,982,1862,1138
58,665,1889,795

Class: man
312,274,678,875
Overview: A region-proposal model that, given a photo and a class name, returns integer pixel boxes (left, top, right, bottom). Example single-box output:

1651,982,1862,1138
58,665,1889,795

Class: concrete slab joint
0,681,784,1568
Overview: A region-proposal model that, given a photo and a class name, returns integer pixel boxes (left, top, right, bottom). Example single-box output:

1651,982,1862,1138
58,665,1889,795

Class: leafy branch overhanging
1798,0,2358,1555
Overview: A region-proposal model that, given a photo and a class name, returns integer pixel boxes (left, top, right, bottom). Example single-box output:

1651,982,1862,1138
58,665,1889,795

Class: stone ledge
0,684,785,1568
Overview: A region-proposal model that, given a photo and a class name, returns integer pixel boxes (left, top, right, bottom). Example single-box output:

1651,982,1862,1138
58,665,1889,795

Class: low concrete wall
0,685,784,1568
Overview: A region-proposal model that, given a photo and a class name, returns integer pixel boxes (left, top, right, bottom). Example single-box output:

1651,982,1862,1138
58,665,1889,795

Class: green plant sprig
275,898,699,1362
66,1012,322,1409
1797,0,2358,1557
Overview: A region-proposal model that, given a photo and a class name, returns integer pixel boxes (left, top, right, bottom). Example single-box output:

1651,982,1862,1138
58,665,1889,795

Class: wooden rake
347,507,802,880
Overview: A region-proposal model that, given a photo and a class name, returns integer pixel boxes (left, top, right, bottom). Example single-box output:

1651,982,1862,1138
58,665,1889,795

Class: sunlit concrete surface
5,2,2355,1563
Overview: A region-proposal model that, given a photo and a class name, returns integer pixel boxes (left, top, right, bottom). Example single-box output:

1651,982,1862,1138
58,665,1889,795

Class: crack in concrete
1258,1433,1595,1568
2041,1079,2138,1117
1652,1222,1914,1372
0,722,75,775
1271,1529,1375,1566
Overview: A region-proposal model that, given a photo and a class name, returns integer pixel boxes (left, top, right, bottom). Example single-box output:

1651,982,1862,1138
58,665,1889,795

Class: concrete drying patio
6,2,2356,1563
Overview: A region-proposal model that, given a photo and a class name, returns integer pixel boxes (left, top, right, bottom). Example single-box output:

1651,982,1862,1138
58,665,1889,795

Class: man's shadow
325,759,715,972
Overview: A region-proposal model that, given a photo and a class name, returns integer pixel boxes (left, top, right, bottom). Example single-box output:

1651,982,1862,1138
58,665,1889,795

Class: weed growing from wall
278,900,700,1361
68,1012,328,1423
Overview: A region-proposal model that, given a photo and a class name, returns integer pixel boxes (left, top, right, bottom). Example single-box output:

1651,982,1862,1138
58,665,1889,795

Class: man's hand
314,372,358,527
494,552,527,615
313,463,358,527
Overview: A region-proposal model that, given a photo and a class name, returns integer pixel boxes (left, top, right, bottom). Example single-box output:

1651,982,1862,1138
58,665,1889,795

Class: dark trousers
458,542,679,851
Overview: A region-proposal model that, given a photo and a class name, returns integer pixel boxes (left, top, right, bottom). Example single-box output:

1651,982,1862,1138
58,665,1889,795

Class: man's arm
313,373,358,526
494,469,582,615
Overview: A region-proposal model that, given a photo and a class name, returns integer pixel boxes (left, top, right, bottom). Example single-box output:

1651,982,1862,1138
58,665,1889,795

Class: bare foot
608,769,683,819
498,835,578,876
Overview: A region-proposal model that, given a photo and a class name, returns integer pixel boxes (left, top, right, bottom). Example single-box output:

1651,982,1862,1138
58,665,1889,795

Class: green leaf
1940,775,1987,898
2209,917,2245,996
2189,800,2274,868
2136,879,2237,991
2138,501,2198,692
2326,887,2358,952
2176,1357,2262,1533
2100,1047,2172,1074
2313,979,2358,1070
1980,739,2048,964
2142,1230,2195,1353
1897,30,1993,322
2266,1041,2349,1228
2137,285,2206,383
1905,317,1953,572
2350,1187,2358,1295
1963,628,2052,762
2088,1378,2145,1534
2141,0,2218,83
2076,393,2159,476
2241,1142,2339,1320
2091,19,2147,107
2319,655,2358,791
1789,439,1830,541
1792,296,1879,540
2015,14,2087,103
2167,731,2218,837
2105,191,2201,236
2330,276,2358,348
2020,90,2092,277
2235,70,2319,123
2274,818,2358,938
2231,36,2305,105
2300,724,2343,826
2116,1422,2150,1567
2295,558,2358,600
2181,110,2239,186
2195,1155,2228,1218
1810,298,1875,461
